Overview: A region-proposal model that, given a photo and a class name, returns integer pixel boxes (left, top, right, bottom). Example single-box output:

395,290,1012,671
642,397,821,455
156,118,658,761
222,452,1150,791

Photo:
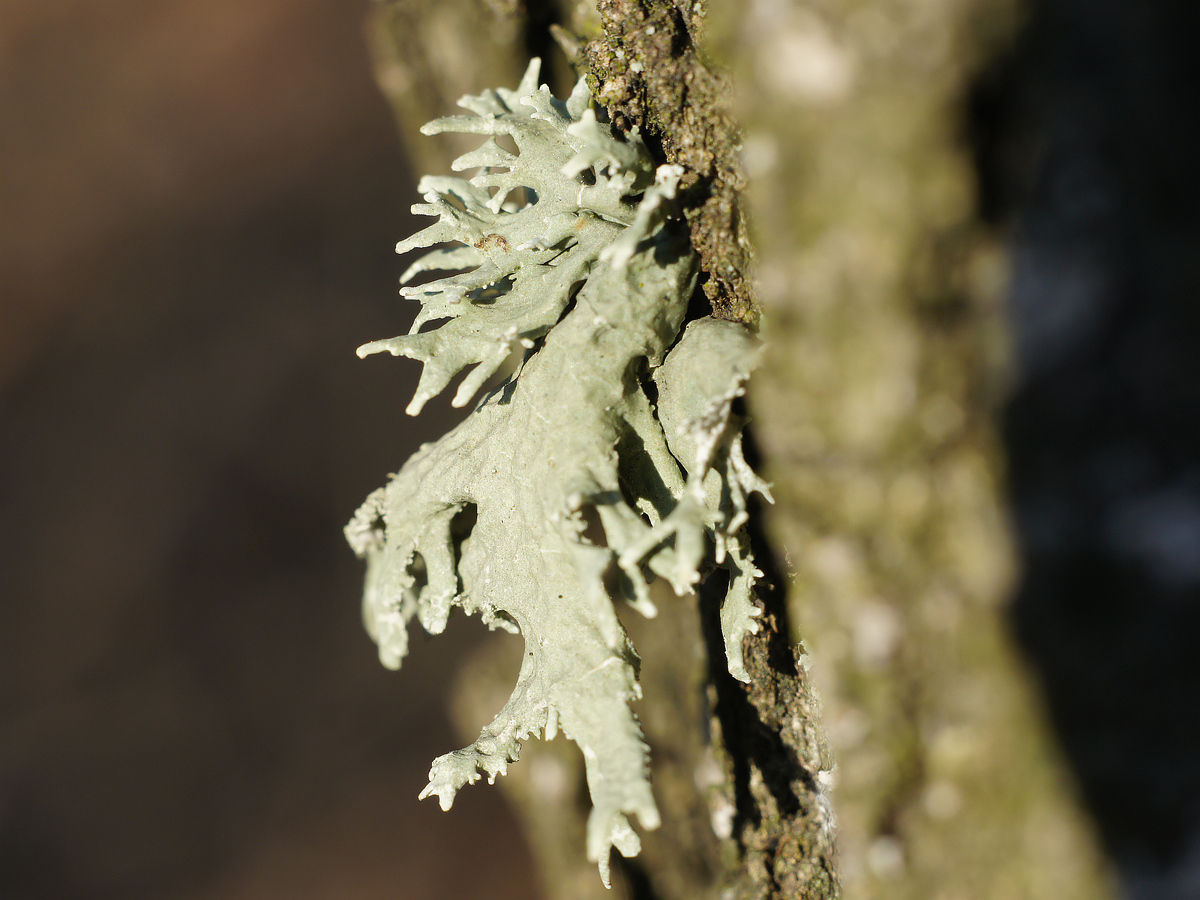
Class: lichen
345,59,769,885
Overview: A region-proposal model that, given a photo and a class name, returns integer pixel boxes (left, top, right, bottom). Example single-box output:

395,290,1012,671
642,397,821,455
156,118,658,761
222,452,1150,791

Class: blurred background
0,1,538,897
5,0,1200,898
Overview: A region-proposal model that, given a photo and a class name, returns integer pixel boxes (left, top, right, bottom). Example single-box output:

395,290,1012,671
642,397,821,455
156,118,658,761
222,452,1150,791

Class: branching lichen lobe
345,61,769,885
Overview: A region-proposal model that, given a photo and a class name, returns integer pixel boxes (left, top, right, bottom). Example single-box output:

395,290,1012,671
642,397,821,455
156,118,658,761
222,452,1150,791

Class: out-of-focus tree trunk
710,0,1114,897
367,2,1114,898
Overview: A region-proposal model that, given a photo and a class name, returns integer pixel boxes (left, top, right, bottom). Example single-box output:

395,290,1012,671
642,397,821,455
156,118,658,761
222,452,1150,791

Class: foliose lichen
345,59,770,885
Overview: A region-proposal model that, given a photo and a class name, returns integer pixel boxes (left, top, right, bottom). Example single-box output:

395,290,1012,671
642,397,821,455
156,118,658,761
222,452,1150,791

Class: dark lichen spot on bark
581,0,759,327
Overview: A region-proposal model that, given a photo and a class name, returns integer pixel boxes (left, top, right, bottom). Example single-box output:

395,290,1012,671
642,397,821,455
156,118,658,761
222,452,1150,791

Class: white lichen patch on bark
345,60,769,885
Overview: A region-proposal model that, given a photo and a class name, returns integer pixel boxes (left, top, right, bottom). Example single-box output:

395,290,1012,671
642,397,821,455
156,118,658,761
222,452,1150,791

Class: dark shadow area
612,855,660,900
971,1,1200,895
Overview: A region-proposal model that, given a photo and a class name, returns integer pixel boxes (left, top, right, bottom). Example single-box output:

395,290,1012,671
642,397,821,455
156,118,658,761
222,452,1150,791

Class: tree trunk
711,1,1114,896
367,1,1113,897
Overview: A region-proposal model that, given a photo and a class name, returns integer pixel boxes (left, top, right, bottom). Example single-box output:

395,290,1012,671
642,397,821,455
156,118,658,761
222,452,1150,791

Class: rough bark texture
708,0,1114,897
581,0,758,326
698,545,838,898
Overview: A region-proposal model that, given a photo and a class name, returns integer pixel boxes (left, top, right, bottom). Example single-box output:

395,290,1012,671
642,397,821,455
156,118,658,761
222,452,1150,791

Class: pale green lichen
345,59,769,885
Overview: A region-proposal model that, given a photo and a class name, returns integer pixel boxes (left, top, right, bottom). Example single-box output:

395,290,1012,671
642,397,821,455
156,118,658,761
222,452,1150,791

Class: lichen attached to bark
345,60,770,884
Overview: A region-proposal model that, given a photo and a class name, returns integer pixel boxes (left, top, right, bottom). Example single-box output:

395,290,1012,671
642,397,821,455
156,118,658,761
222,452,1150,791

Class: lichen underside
345,59,769,885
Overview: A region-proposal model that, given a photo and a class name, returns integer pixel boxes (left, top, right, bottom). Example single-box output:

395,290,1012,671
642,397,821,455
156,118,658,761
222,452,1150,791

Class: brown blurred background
8,0,1200,897
0,2,538,897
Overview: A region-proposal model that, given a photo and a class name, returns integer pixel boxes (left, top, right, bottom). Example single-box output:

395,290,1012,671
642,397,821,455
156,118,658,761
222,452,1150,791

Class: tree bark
368,1,1114,897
